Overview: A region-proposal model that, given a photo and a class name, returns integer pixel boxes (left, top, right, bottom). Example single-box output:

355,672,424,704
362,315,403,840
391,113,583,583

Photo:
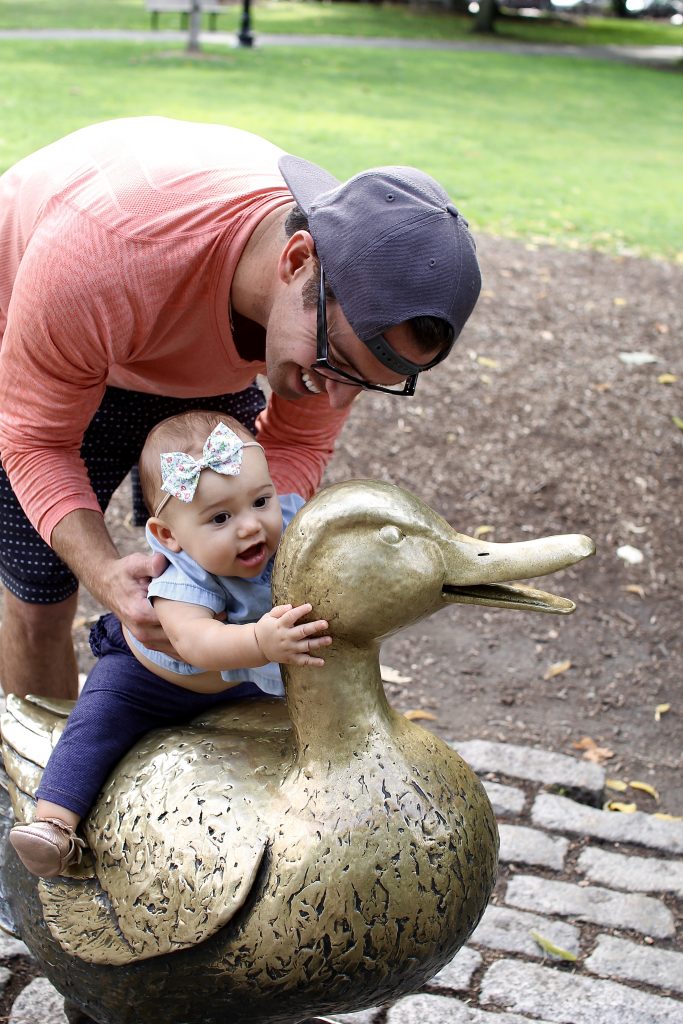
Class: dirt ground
74,234,683,816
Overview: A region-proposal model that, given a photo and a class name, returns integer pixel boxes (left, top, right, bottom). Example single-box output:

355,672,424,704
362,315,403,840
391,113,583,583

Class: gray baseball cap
279,154,481,375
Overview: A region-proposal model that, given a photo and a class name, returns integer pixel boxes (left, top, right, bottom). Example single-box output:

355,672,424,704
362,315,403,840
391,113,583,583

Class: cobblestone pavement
0,739,681,1023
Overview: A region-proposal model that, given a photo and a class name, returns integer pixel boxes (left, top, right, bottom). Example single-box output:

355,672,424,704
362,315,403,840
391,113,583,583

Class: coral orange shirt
0,117,350,543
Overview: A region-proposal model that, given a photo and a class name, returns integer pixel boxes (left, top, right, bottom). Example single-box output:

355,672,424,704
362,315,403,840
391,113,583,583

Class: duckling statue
0,480,595,1024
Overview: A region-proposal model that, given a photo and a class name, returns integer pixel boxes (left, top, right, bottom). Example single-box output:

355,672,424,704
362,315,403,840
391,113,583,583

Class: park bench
144,0,233,32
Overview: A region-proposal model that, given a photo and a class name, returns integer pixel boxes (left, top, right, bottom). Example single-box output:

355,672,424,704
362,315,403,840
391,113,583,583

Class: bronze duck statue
0,480,594,1024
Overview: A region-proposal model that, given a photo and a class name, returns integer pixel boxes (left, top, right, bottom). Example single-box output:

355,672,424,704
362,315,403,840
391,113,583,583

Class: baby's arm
154,598,331,681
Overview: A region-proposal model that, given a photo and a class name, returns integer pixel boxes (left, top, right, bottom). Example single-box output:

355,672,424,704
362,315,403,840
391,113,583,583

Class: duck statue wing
1,695,74,827
2,698,293,967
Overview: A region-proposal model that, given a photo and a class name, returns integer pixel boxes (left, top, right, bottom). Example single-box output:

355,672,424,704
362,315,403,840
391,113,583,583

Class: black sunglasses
311,269,417,397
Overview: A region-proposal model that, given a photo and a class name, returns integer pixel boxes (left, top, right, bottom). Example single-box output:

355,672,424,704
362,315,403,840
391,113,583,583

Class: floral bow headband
155,422,263,516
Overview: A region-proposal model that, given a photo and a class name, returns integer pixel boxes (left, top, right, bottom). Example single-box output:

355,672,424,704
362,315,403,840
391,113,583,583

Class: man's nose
324,379,363,410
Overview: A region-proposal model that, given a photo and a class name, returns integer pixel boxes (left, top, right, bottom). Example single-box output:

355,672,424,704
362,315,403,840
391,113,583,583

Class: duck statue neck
276,479,591,766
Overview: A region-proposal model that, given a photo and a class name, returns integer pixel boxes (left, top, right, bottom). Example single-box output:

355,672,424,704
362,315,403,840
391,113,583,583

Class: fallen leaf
605,778,628,793
658,373,677,385
480,373,492,385
380,665,412,684
605,801,637,814
585,747,615,765
629,780,659,801
573,736,615,764
655,703,670,722
594,382,612,392
530,931,577,962
474,525,494,538
476,356,499,369
618,351,659,365
623,584,645,598
654,322,669,334
654,812,683,821
403,709,437,722
613,297,627,306
616,545,644,565
673,416,683,431
544,659,572,680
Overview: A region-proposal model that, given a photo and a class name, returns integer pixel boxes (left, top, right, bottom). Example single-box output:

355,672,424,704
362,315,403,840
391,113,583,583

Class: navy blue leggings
36,614,266,818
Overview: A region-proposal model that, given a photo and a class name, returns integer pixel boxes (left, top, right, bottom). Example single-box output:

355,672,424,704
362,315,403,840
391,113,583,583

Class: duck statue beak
441,532,595,614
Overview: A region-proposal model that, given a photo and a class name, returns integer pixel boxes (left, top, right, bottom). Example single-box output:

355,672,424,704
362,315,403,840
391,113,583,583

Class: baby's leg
35,800,79,830
11,622,165,877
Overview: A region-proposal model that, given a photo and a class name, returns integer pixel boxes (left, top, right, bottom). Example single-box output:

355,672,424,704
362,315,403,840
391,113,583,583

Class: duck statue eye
379,525,404,545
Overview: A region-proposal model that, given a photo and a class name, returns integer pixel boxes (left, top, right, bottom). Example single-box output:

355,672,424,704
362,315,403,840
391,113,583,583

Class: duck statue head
0,480,594,1024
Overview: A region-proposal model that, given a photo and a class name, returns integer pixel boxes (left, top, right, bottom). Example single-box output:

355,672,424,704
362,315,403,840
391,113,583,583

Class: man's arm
255,391,352,498
50,509,171,649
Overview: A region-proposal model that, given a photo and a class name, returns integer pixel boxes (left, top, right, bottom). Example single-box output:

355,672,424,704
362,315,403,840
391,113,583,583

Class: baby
10,411,330,877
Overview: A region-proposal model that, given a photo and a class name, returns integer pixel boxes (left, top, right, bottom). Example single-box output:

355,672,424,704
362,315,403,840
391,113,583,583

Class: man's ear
147,517,182,553
278,230,316,284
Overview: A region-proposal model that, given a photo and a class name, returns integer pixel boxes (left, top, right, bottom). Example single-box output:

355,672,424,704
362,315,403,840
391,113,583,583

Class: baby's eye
212,512,230,525
253,496,269,509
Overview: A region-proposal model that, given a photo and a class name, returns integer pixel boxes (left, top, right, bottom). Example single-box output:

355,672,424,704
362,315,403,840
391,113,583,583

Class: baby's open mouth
237,542,267,565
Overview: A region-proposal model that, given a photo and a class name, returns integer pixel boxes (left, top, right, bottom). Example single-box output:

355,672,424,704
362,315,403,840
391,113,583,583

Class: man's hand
98,551,175,652
51,509,176,654
254,604,331,667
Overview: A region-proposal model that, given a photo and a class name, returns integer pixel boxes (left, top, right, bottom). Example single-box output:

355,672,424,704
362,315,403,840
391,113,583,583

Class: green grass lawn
1,0,682,46
1,39,680,260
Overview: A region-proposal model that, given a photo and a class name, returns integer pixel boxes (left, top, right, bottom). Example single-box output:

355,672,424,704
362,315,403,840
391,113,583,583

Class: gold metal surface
0,480,594,1024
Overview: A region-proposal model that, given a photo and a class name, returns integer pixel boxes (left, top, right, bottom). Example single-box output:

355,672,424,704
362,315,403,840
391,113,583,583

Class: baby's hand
254,604,331,667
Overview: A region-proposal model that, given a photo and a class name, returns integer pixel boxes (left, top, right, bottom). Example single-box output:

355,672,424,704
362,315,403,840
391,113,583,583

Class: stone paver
4,741,682,1022
505,874,675,938
336,1011,381,1024
469,904,581,960
387,992,555,1024
0,931,29,958
480,959,683,1023
481,779,525,818
8,977,67,1024
585,935,683,996
499,823,568,870
450,739,605,800
428,946,482,991
533,791,683,854
577,845,683,898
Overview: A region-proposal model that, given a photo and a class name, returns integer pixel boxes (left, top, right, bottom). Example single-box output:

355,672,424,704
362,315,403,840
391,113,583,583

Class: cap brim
278,154,341,214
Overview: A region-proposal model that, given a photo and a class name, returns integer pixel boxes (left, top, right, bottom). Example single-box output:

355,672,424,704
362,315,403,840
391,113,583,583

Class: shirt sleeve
255,391,352,499
147,566,227,614
0,221,118,542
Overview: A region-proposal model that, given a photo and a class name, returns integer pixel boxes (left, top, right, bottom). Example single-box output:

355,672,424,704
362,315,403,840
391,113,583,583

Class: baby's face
162,448,283,578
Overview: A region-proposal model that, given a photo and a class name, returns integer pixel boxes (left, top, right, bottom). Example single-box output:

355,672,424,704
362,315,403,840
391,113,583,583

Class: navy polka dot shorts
0,384,266,605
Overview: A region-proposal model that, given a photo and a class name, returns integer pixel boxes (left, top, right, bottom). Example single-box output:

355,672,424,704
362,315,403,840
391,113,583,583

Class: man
0,116,481,700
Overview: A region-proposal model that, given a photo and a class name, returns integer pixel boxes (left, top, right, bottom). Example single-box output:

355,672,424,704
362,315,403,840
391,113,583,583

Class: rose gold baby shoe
9,817,86,877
